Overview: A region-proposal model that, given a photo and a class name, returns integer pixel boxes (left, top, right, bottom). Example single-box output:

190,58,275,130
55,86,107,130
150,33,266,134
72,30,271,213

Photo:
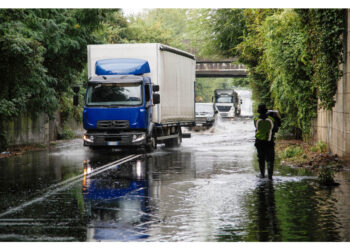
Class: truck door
144,83,152,127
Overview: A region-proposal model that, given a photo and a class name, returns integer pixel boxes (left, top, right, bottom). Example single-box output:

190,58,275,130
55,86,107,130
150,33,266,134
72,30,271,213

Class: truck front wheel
146,136,157,152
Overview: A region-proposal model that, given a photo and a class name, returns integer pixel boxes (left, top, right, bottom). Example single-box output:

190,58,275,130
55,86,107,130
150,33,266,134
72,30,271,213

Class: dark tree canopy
0,9,120,119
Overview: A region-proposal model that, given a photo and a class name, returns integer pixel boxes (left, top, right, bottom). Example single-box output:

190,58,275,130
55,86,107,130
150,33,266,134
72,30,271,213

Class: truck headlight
83,134,94,143
132,133,146,142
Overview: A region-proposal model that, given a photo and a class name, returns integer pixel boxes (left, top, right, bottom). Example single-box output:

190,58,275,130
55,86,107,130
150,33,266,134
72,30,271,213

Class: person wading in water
254,103,280,179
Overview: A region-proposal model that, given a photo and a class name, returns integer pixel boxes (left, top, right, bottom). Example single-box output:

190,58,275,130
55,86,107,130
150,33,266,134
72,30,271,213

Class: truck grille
97,120,129,129
216,106,231,112
105,136,123,141
196,117,207,123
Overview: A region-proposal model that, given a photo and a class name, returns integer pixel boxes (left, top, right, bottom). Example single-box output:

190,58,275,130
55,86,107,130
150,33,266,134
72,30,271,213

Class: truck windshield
86,83,142,106
196,103,214,114
215,96,233,103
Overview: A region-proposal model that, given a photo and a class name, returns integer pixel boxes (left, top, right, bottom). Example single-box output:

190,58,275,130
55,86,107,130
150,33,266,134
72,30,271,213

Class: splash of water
236,88,253,117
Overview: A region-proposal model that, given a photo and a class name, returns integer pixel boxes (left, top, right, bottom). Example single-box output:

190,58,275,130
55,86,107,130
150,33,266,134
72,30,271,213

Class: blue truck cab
82,58,159,151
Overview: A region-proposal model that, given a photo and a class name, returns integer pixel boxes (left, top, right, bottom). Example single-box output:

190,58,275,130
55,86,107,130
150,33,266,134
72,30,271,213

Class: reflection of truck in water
194,103,217,129
213,89,242,118
82,158,151,241
75,43,196,151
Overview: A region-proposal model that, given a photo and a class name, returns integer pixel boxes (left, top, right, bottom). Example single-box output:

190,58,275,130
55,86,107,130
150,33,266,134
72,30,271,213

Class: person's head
257,103,267,114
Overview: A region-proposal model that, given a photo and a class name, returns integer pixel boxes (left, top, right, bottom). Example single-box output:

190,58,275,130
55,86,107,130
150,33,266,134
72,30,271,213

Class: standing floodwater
1,90,350,241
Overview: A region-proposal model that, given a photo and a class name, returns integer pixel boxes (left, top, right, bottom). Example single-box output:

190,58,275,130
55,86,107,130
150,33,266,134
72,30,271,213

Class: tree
124,9,182,47
0,9,119,119
210,9,246,57
237,9,277,112
0,9,58,118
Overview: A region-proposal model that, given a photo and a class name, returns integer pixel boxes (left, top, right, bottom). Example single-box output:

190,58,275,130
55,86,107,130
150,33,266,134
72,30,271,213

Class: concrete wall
312,10,350,161
1,113,50,146
1,111,83,147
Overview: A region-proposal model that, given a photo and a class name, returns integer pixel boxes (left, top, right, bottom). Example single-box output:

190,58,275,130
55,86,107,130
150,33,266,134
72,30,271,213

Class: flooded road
1,89,350,241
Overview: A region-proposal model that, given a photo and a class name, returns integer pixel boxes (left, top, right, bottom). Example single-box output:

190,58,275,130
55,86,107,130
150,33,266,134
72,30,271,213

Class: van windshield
196,103,214,114
86,83,142,106
215,96,233,103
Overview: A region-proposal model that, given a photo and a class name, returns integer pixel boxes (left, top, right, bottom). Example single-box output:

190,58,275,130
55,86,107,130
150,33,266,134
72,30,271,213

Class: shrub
60,124,75,140
318,166,337,186
311,141,327,153
281,145,304,159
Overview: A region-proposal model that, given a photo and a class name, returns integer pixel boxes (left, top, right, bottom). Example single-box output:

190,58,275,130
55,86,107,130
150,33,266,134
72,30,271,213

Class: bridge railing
196,60,248,77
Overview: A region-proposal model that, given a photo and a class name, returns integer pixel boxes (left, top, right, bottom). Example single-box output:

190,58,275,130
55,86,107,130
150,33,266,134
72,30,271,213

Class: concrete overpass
196,60,248,78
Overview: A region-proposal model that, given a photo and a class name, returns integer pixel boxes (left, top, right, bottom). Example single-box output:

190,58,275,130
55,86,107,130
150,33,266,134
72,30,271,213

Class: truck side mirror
73,95,79,106
72,85,80,106
152,85,160,92
72,85,80,94
153,93,160,104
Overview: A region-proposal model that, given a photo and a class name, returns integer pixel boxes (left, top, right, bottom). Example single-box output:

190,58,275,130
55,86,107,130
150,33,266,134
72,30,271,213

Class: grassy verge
276,140,342,169
0,136,82,159
0,144,47,159
275,139,343,186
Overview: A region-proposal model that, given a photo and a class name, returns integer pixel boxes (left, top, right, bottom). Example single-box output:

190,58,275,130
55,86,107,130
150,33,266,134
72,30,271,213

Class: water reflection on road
82,158,152,241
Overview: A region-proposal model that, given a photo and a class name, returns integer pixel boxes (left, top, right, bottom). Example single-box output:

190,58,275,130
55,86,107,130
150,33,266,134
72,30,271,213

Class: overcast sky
1,1,349,9
122,8,144,17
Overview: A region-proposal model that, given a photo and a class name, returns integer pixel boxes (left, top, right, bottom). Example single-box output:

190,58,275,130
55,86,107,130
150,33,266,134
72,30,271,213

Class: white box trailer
87,43,196,125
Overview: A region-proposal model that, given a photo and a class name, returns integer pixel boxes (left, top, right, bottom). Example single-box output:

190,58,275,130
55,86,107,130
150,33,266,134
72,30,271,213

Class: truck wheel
146,137,157,152
175,133,182,147
171,133,182,147
165,126,182,148
164,139,174,148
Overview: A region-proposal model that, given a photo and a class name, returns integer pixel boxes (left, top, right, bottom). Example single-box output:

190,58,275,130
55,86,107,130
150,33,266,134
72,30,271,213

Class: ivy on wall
236,9,345,139
297,9,345,111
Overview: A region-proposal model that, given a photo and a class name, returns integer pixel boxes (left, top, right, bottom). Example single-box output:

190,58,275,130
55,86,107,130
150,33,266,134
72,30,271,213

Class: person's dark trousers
255,139,275,179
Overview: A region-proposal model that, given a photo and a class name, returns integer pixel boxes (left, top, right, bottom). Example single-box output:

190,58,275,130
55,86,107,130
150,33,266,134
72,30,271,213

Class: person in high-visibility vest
254,103,280,179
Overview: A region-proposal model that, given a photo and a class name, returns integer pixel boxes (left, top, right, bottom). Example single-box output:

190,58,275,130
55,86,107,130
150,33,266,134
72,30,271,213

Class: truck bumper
195,118,215,127
219,112,235,118
83,131,146,147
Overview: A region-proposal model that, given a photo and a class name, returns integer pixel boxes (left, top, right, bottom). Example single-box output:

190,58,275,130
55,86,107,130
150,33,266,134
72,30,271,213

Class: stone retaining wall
1,113,50,146
312,10,350,161
1,112,83,147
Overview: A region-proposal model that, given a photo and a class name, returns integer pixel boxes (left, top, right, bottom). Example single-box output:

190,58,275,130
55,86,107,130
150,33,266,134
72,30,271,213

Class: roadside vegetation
276,140,342,185
0,9,122,151
210,9,345,140
202,8,346,180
